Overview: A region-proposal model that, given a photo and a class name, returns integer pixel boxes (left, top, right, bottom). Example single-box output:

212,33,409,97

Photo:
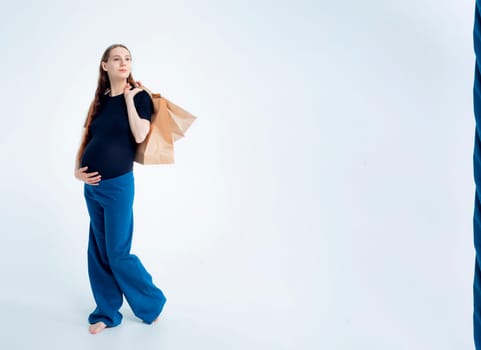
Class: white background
0,0,475,349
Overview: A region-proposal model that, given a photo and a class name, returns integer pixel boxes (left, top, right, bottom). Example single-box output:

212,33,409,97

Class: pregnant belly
81,140,132,172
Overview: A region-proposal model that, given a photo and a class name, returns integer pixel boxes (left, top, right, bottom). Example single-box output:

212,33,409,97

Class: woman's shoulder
134,89,153,104
136,89,151,99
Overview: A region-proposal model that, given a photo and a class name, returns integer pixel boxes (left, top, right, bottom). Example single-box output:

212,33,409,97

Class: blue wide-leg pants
83,170,166,327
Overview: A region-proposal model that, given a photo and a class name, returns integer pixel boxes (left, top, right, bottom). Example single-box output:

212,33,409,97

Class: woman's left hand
123,81,143,100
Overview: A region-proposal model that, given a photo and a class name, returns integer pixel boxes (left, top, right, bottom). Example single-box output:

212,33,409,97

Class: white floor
0,270,320,350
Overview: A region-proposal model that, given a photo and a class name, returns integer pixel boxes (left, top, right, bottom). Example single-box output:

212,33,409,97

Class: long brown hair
75,43,138,167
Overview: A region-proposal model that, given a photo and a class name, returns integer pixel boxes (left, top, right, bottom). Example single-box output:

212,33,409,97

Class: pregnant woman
74,43,166,334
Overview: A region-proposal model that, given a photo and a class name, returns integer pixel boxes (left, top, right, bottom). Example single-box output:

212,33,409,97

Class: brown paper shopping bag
135,87,197,164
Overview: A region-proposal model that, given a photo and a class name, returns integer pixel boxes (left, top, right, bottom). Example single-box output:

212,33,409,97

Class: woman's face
102,46,132,80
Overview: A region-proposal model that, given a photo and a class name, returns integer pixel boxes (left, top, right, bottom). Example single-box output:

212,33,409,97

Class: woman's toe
89,322,107,334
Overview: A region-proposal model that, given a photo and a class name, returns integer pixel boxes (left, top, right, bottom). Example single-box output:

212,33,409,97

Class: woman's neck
109,79,127,96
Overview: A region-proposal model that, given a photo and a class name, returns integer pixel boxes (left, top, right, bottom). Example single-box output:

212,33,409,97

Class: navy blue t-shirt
80,89,153,179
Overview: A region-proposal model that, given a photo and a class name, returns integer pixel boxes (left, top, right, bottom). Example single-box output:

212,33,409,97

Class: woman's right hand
75,166,102,185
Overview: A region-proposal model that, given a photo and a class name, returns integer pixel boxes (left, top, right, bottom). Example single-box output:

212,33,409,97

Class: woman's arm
125,97,150,143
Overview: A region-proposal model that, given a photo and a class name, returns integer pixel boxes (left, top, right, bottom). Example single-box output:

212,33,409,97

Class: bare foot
89,322,107,334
